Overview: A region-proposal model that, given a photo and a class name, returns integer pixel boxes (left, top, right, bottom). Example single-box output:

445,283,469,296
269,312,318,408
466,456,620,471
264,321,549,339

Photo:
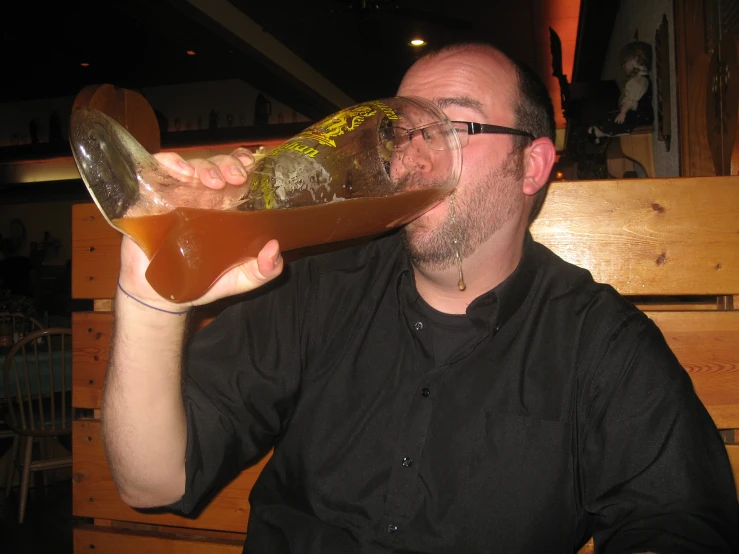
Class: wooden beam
74,525,244,554
180,0,354,110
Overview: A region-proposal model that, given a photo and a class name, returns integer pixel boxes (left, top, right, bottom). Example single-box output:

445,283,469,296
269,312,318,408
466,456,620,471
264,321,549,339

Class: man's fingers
231,147,256,169
154,152,225,188
185,159,228,189
208,153,252,186
154,151,254,189
154,152,195,182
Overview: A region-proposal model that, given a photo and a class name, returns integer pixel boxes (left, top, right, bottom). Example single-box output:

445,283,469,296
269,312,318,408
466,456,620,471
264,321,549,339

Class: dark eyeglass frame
379,120,536,153
451,121,535,144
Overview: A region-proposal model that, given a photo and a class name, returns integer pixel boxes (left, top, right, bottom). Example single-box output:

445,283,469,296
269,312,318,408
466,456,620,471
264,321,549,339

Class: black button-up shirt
173,232,738,553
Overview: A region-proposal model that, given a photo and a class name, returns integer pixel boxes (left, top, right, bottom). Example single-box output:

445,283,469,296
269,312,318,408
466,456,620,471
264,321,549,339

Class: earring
449,193,466,292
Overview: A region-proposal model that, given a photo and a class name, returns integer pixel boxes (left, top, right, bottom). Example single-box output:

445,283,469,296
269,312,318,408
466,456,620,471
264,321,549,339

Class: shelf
0,122,309,188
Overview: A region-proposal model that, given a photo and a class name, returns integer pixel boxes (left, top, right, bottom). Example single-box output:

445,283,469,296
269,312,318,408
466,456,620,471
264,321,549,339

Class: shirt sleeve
579,313,739,553
167,263,315,516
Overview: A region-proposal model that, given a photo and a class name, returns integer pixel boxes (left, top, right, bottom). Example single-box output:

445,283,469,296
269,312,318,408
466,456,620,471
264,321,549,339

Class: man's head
396,43,556,272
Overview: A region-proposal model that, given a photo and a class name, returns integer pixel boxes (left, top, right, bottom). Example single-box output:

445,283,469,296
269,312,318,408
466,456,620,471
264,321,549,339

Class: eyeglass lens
381,122,464,152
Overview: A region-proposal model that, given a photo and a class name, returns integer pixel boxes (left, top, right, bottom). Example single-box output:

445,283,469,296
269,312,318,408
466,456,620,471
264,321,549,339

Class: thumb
253,239,283,283
195,240,283,304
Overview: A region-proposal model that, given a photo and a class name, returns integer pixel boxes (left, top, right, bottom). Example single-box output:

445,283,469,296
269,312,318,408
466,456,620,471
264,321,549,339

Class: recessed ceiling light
80,62,90,67
410,39,426,47
186,50,196,56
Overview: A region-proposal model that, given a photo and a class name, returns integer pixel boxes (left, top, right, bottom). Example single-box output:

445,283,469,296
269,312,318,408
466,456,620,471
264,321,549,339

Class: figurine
254,93,272,125
209,110,220,130
588,41,654,142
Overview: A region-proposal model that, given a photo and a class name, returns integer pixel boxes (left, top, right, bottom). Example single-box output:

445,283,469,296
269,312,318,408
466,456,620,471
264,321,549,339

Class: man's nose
400,132,433,173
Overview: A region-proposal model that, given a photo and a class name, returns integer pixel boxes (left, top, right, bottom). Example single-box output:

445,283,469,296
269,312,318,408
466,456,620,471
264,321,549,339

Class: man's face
396,48,528,271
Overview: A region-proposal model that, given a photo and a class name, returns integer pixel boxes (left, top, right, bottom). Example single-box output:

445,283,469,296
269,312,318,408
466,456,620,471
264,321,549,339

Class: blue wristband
117,279,189,315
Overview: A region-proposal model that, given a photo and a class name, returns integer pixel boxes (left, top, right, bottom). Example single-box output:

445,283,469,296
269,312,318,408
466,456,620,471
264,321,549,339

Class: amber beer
114,187,445,303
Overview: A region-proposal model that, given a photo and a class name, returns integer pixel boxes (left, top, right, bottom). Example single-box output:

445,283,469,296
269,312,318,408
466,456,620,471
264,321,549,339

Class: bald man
102,43,738,553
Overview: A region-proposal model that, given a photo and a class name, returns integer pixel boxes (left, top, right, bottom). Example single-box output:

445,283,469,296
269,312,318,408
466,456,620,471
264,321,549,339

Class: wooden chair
0,313,44,439
3,327,73,523
0,312,43,345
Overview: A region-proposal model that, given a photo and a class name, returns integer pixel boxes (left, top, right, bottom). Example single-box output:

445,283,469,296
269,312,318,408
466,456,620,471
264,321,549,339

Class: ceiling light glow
410,39,426,47
186,50,196,56
80,62,90,67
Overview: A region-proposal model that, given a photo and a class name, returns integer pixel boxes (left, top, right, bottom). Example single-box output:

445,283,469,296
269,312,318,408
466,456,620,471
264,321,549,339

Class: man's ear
521,138,556,196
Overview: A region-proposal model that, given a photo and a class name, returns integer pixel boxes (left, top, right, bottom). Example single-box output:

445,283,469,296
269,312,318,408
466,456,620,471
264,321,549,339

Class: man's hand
155,147,255,190
119,147,283,310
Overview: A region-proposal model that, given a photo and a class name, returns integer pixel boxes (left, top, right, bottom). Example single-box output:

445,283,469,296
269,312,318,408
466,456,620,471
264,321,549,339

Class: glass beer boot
69,96,462,302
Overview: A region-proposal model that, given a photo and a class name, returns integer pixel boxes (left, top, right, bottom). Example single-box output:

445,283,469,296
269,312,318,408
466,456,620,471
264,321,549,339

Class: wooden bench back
532,178,739,296
531,178,739,432
71,176,739,552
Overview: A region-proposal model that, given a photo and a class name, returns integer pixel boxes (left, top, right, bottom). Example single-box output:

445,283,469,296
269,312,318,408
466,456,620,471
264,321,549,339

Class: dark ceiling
1,0,622,204
233,0,545,101
3,0,594,121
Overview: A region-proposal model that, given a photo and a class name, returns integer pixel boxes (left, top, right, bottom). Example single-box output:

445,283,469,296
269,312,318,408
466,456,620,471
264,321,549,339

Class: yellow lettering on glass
297,105,378,147
268,141,320,159
370,101,401,121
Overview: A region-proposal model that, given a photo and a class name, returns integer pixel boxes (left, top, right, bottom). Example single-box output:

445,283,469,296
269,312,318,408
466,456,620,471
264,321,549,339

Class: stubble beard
402,147,524,271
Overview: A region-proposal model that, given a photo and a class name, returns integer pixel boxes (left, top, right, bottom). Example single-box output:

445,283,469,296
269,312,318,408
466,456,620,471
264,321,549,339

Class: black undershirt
413,295,475,367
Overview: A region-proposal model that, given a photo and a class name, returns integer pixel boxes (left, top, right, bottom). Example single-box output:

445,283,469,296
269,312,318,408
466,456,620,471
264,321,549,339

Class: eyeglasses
450,121,535,146
380,121,535,152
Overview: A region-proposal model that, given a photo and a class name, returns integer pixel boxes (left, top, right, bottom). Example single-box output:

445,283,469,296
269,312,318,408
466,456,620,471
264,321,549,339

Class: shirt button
387,523,398,533
414,321,424,331
402,456,413,467
421,388,430,397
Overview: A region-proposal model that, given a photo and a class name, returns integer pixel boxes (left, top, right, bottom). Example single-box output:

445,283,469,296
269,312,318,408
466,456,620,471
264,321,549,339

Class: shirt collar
396,231,539,336
466,231,538,333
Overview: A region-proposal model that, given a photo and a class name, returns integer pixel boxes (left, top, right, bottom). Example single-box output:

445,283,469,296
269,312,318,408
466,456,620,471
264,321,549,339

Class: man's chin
401,225,455,270
405,200,446,232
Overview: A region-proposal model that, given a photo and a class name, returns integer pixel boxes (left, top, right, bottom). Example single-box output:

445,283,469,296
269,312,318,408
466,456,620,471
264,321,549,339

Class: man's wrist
117,279,190,316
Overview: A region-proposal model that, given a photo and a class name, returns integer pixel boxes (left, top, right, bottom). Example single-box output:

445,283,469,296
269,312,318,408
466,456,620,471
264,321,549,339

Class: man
102,43,738,553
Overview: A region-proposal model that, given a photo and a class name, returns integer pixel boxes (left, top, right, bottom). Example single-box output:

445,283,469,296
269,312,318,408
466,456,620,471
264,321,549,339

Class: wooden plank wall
674,0,716,177
73,177,739,299
71,308,739,440
71,177,739,551
73,419,269,531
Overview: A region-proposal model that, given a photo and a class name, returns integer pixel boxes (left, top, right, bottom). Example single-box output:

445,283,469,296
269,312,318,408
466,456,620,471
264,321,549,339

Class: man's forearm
101,290,189,508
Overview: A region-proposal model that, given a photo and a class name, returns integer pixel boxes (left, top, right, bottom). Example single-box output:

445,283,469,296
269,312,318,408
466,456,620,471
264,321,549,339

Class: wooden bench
70,176,739,552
